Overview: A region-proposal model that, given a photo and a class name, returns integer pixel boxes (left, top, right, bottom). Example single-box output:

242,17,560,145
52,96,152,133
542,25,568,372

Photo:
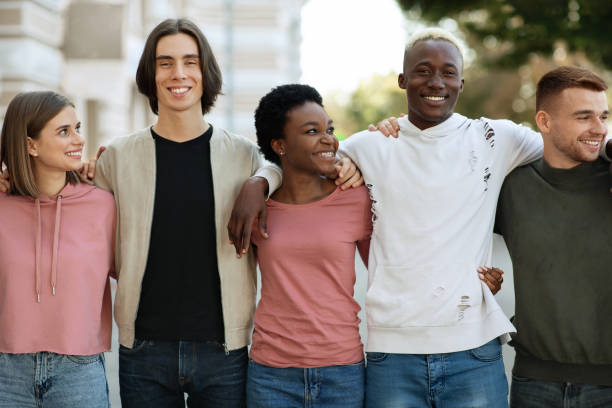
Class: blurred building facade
0,0,306,155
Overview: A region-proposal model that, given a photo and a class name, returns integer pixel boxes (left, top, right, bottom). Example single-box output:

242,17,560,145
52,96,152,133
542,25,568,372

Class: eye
305,128,318,134
75,125,81,134
327,126,335,135
159,61,171,67
186,60,198,65
58,128,68,136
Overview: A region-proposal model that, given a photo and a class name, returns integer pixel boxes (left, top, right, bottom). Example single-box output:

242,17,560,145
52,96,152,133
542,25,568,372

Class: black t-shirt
135,126,224,343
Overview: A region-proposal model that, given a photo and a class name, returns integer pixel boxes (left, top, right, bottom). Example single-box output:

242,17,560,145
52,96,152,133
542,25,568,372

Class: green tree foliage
325,73,406,139
396,0,612,68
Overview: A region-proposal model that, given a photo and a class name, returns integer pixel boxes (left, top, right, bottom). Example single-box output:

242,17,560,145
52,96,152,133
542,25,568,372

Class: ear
270,138,285,158
398,73,407,90
459,77,465,93
26,137,39,157
535,110,551,134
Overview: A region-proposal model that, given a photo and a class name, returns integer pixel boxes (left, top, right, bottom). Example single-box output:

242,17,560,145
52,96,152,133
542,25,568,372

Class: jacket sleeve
93,148,114,193
250,142,282,197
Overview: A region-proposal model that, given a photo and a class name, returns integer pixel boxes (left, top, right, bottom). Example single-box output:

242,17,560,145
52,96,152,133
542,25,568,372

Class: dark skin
230,102,340,257
367,39,503,293
399,39,464,130
227,126,362,258
270,102,339,204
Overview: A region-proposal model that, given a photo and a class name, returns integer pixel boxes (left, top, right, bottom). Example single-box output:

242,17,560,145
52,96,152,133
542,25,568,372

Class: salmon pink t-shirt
250,185,372,368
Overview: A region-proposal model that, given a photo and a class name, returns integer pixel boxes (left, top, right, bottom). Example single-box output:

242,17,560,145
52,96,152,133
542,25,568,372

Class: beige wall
0,0,306,152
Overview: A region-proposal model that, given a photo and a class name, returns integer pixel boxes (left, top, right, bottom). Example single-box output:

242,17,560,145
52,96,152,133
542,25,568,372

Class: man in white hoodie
338,28,542,407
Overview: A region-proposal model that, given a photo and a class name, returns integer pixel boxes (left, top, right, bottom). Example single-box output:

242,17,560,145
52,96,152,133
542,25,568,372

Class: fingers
477,266,504,294
0,169,10,193
226,177,269,257
87,146,106,180
227,216,245,256
240,220,253,258
339,167,363,190
375,117,400,138
95,145,106,160
367,124,377,132
334,158,355,184
258,207,269,239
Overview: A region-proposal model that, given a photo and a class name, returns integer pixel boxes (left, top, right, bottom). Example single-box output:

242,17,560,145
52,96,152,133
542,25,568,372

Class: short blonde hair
405,27,465,63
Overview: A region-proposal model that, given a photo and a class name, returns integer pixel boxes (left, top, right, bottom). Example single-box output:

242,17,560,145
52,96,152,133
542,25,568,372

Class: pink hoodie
0,182,116,355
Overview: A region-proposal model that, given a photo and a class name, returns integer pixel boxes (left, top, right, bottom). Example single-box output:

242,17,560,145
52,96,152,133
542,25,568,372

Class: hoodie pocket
366,263,484,328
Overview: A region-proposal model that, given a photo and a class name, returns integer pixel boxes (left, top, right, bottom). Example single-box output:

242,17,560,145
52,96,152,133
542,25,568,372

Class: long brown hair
0,91,79,197
136,18,222,115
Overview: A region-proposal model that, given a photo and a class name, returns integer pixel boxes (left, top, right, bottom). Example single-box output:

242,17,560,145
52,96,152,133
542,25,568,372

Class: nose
172,62,187,79
427,72,444,89
593,117,608,136
73,129,85,146
321,132,338,151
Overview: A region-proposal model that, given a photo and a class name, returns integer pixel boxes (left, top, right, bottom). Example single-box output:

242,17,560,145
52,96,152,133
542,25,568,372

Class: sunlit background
2,0,610,405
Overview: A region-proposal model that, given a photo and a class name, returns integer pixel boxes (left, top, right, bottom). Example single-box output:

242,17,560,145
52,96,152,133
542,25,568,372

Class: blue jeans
0,351,109,408
510,375,612,407
365,338,508,408
119,339,247,407
247,359,365,407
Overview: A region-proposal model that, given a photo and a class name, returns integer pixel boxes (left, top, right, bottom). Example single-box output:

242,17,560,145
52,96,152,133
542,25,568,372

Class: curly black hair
255,84,323,165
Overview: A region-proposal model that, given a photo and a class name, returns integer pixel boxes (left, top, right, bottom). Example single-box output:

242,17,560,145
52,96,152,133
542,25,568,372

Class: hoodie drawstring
51,195,62,296
34,195,63,303
35,199,41,303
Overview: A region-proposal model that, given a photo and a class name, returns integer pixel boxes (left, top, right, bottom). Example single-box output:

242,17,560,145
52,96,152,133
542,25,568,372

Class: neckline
151,125,213,145
533,157,608,188
268,186,341,208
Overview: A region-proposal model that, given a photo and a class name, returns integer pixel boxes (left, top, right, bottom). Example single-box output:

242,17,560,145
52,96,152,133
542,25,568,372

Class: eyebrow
156,54,199,60
414,61,459,70
300,119,333,127
572,109,610,115
55,122,80,131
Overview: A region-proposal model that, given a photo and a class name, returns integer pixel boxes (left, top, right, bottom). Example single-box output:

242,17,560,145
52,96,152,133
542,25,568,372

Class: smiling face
399,39,464,130
28,106,84,175
272,101,338,176
155,33,203,116
537,87,609,168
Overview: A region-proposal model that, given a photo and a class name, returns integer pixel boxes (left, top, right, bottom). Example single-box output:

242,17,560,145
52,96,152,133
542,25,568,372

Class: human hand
227,176,269,258
367,114,404,138
0,169,9,193
331,157,363,190
78,146,106,184
478,266,504,294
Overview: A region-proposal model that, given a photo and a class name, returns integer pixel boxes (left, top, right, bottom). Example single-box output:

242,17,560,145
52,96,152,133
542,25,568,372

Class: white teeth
66,152,81,157
318,152,334,158
171,87,188,94
424,96,445,101
581,140,600,146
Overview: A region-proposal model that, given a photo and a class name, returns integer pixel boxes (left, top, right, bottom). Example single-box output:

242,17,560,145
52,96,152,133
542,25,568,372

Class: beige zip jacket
95,126,281,350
